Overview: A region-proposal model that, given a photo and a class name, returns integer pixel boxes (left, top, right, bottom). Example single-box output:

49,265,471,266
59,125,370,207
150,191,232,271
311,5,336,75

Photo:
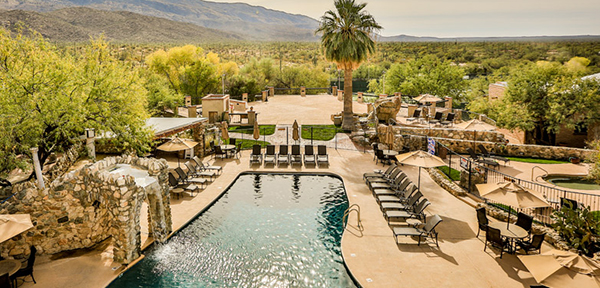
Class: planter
570,157,581,164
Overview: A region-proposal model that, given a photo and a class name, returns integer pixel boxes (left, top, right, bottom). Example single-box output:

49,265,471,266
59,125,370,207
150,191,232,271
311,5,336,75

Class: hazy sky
210,0,600,37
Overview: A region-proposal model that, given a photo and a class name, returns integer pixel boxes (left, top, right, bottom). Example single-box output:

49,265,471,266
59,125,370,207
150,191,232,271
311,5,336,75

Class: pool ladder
343,204,363,231
531,166,549,182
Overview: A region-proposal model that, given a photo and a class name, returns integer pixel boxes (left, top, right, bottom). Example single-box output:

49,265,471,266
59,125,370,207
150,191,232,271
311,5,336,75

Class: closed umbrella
221,121,229,141
292,120,300,142
0,214,33,244
519,249,600,288
157,137,198,167
253,120,260,140
395,150,446,190
476,181,550,228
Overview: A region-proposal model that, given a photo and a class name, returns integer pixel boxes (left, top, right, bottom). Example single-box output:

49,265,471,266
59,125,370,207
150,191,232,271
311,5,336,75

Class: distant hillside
0,0,320,41
381,34,600,42
0,7,243,43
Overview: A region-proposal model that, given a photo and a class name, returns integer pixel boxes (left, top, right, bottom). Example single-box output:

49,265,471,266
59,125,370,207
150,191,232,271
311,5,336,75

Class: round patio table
220,145,235,158
0,259,21,277
382,150,398,157
489,222,528,254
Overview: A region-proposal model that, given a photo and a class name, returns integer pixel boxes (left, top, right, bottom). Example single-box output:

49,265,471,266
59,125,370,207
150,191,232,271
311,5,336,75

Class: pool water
544,175,600,191
109,174,355,287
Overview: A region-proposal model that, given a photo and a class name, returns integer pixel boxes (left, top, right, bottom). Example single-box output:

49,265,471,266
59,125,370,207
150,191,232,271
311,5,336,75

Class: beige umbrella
385,125,395,150
519,249,600,288
156,136,198,167
253,120,260,140
0,214,33,244
220,121,229,141
455,119,497,131
292,120,300,142
414,94,443,104
395,150,446,190
477,181,551,227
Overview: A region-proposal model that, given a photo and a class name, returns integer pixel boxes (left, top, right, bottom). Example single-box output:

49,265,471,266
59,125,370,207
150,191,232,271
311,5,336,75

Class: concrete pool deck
19,95,590,288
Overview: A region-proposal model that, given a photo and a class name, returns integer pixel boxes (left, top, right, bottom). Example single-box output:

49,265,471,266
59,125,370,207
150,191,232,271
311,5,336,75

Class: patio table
489,222,528,254
0,259,21,277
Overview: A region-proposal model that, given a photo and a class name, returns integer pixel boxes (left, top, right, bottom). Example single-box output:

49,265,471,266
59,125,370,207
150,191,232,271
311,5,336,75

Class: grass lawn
301,125,343,141
235,139,270,150
437,166,461,181
506,157,569,164
229,125,275,135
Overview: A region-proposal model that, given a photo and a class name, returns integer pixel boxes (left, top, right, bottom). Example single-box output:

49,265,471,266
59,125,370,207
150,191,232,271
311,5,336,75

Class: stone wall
0,156,172,264
379,125,505,143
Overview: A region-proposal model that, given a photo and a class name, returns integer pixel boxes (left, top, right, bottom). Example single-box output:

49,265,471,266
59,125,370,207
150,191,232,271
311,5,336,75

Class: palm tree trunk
342,68,354,131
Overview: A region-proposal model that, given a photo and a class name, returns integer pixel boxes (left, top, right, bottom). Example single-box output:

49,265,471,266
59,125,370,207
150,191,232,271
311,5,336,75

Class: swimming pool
109,173,356,287
543,175,600,191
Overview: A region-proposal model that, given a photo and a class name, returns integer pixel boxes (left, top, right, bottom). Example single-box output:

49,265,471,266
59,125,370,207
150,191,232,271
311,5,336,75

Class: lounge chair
466,147,499,168
11,246,36,286
363,164,397,181
168,172,198,196
478,144,510,165
385,199,431,222
476,207,489,237
516,233,545,254
317,145,329,165
484,227,509,258
379,191,423,212
303,145,316,165
290,145,302,165
175,166,208,188
250,144,262,164
407,109,421,122
441,113,455,126
184,161,215,181
366,168,402,186
193,156,222,175
277,145,290,166
373,178,412,198
429,112,443,124
376,182,416,203
392,214,443,247
369,173,406,191
263,145,276,165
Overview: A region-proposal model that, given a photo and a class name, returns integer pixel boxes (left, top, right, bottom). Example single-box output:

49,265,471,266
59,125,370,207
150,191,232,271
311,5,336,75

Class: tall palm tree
316,0,381,131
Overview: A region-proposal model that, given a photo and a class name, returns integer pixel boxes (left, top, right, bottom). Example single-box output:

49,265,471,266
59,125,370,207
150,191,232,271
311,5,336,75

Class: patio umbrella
156,136,198,167
221,121,229,141
476,181,550,228
455,119,496,131
253,120,260,140
519,249,600,288
414,94,442,104
385,125,395,150
0,214,33,244
292,120,300,141
395,150,446,190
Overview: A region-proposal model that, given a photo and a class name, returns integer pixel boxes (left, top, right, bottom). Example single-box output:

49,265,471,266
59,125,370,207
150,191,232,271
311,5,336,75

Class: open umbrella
519,249,600,288
414,94,443,104
157,136,198,167
253,120,260,140
0,214,33,244
455,119,497,131
395,150,446,190
476,181,550,228
221,121,229,141
292,120,300,142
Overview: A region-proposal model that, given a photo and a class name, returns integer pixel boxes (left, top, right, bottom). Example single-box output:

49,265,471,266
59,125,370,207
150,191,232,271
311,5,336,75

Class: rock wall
0,156,172,264
379,125,505,143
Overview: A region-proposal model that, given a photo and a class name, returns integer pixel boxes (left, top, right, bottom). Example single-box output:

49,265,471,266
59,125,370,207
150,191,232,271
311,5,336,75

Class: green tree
0,30,152,178
316,0,381,130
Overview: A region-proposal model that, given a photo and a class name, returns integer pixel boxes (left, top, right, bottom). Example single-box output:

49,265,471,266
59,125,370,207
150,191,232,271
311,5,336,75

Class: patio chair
478,144,510,165
250,144,262,164
1,273,10,288
277,145,290,166
185,161,215,181
303,145,316,165
466,147,499,168
263,145,276,165
379,191,423,212
372,143,379,161
560,197,578,210
229,138,236,146
429,112,444,125
290,145,302,165
392,214,443,247
375,149,393,166
484,227,509,258
441,113,455,126
384,199,431,223
516,212,533,236
232,143,242,159
476,207,489,237
176,166,208,187
406,109,421,122
378,184,419,204
516,233,546,254
168,172,198,195
363,164,397,181
193,156,222,175
11,246,36,286
214,145,227,159
317,145,329,165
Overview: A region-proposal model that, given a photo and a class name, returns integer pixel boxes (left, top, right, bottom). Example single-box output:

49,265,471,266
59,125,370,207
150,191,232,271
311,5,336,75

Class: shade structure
395,150,446,190
253,120,260,140
156,137,198,167
220,121,229,140
385,125,395,150
519,249,600,288
455,119,496,131
414,94,443,104
476,181,551,228
292,120,300,141
0,214,33,244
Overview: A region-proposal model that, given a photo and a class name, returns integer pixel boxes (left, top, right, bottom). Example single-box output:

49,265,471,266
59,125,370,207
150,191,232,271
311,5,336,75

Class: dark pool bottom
109,173,356,288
